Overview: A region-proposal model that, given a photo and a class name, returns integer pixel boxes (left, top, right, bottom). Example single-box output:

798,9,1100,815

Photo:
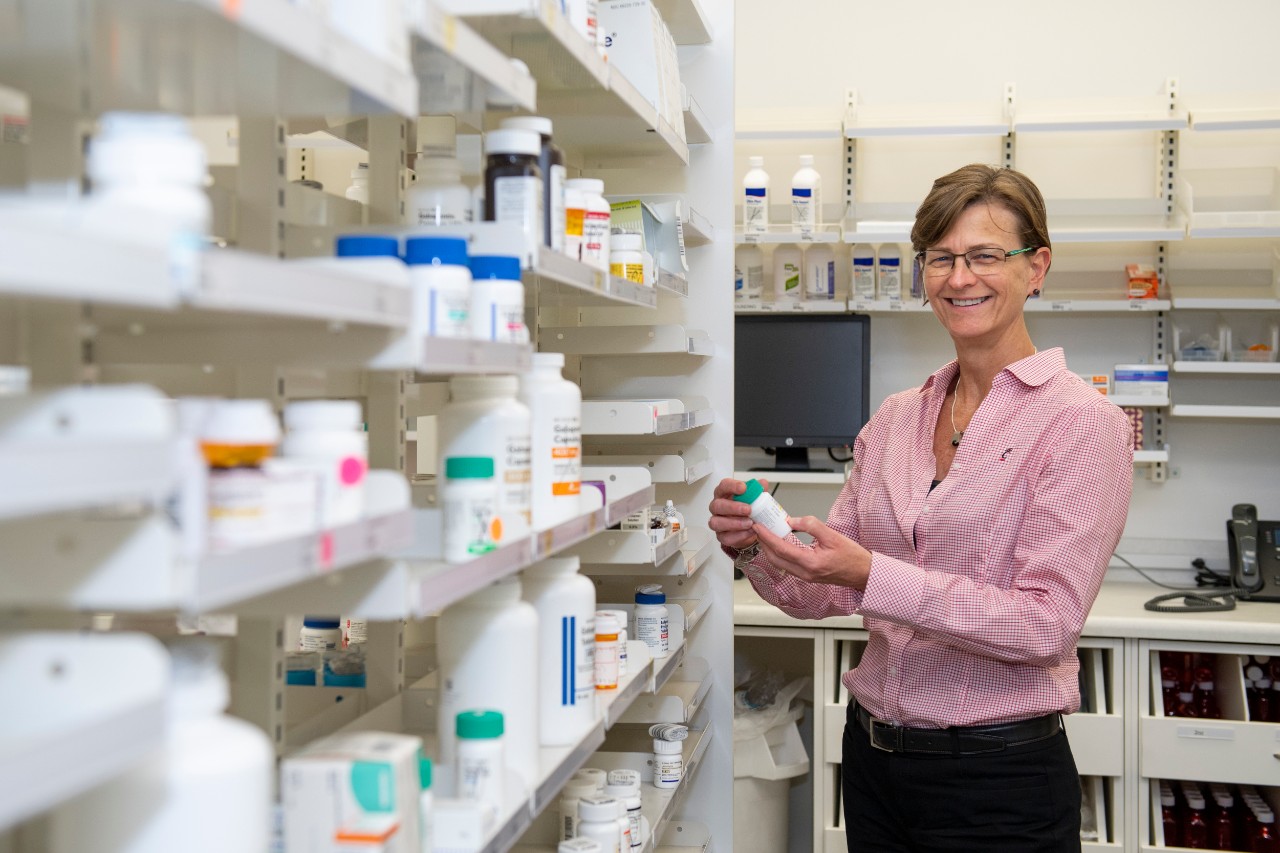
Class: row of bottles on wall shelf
742,154,823,236
735,242,902,303
1158,651,1280,723
1157,778,1278,852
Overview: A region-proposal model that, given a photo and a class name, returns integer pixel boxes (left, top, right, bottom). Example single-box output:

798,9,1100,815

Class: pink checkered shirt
741,348,1133,727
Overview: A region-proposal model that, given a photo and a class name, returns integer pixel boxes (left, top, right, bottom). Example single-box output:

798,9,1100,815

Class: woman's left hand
755,515,872,591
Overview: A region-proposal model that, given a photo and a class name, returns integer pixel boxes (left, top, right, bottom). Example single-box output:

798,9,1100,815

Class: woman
711,164,1133,852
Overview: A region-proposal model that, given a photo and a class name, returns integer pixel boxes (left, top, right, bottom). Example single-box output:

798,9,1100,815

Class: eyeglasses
915,247,1036,277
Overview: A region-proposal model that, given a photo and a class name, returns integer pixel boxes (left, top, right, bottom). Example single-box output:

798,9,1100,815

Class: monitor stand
750,446,833,473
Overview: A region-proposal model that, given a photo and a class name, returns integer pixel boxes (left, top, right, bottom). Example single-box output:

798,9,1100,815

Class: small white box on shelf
599,0,686,142
1113,364,1169,396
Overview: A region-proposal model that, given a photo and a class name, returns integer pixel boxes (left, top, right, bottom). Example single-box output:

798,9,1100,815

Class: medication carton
1113,364,1169,396
1125,263,1159,300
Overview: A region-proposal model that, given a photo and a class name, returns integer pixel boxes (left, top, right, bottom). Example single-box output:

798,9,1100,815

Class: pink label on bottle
318,531,334,570
340,456,366,486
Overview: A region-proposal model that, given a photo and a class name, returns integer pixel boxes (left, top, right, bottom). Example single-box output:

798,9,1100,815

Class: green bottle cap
456,709,504,739
418,752,432,789
731,478,764,504
445,456,495,479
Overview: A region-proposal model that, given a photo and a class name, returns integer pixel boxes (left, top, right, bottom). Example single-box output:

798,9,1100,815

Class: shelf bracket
1003,82,1016,169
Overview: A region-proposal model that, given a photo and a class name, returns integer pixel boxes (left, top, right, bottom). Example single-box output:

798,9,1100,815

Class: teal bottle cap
418,752,432,789
731,478,764,504
456,709,504,739
445,456,495,479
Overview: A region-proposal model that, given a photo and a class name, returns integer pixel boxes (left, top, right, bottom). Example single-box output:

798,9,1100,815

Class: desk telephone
1227,504,1280,602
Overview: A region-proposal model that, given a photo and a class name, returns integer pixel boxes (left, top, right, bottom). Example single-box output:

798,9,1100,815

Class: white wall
732,0,1280,552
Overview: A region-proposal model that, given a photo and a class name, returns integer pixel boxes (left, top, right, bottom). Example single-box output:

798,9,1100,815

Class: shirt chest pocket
922,455,1032,579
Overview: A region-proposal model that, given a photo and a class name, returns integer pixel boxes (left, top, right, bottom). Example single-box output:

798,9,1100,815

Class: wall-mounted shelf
842,222,913,243
531,248,658,309
736,300,853,314
1109,395,1170,409
1132,450,1170,464
1187,107,1280,131
442,0,689,164
1177,168,1280,239
1171,360,1280,375
1047,214,1186,244
681,206,715,247
1011,109,1187,133
735,227,841,245
843,113,1009,138
0,0,419,117
585,445,714,485
1170,404,1280,420
1,633,169,831
619,656,712,725
683,88,713,144
0,472,414,613
413,4,537,112
413,338,533,376
570,529,690,571
541,325,712,356
582,397,713,436
656,269,690,298
653,0,713,44
1025,298,1172,313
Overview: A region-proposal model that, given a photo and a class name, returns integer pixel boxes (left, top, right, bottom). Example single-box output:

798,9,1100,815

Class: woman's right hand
708,477,767,552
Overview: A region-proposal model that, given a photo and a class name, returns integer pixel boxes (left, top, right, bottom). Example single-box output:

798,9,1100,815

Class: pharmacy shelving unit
1,0,735,847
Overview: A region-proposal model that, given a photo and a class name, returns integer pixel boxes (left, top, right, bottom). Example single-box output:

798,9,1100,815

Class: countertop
734,577,1280,644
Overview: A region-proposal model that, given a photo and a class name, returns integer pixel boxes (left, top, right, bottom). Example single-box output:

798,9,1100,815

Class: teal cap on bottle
445,456,495,479
731,478,764,504
456,709,504,739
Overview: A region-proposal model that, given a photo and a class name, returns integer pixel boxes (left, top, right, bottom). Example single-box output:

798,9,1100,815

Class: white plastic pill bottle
563,183,587,262
468,255,529,344
609,233,645,284
851,244,876,301
605,770,643,851
299,616,343,651
438,375,532,540
403,235,471,339
564,178,610,271
730,478,792,538
436,577,539,799
593,612,620,691
441,456,500,562
735,244,764,302
576,798,623,853
805,244,836,301
517,352,582,530
791,154,822,235
407,155,472,227
773,244,802,300
521,556,596,745
281,399,367,527
599,608,629,677
742,155,769,234
878,243,903,302
345,162,369,204
455,709,506,815
633,585,669,659
651,739,683,789
560,771,605,841
333,234,409,287
50,641,273,853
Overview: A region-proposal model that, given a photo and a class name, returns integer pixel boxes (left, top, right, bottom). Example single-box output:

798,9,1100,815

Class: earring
1032,288,1041,296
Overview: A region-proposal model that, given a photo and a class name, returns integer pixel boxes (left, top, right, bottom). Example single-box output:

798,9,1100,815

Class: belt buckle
868,718,903,752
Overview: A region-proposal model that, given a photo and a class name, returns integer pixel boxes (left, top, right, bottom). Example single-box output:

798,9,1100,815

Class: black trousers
842,701,1082,852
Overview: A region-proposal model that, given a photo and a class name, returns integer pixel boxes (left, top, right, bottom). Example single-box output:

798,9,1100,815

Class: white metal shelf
1170,404,1280,419
413,4,537,112
1109,395,1170,409
441,0,688,165
1171,297,1280,311
1025,298,1172,313
413,338,533,376
1,632,170,831
1188,107,1280,131
681,207,715,248
842,222,914,244
570,529,690,571
1011,110,1188,133
843,114,1009,138
0,385,175,521
735,226,842,245
620,656,712,725
1171,360,1280,375
541,325,712,356
1132,450,1170,464
581,397,713,436
0,472,414,613
584,445,714,485
736,300,853,315
846,299,925,315
0,0,419,117
653,0,713,44
403,484,655,616
1047,215,1187,243
683,88,713,144
531,248,658,309
1177,168,1280,239
656,269,690,298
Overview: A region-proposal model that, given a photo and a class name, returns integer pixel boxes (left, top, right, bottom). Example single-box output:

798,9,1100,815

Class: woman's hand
707,477,765,552
756,515,872,591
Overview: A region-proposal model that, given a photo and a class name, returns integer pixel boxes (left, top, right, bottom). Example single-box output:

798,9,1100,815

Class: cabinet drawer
1066,712,1125,777
1140,715,1280,786
823,702,845,765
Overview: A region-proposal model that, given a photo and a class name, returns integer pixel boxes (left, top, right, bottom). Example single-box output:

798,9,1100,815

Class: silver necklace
949,380,965,447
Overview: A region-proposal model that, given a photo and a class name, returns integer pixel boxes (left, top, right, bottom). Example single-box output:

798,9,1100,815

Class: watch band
732,541,762,569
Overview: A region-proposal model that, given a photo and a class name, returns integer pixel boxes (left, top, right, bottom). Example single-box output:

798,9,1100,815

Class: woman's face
921,202,1050,348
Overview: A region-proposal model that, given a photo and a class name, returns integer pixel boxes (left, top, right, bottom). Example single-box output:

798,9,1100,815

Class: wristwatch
732,541,762,569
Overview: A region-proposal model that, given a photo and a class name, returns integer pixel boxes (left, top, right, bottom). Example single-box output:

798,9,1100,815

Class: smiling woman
710,164,1135,851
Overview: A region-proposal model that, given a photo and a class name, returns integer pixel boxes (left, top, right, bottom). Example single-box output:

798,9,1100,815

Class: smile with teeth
949,296,990,307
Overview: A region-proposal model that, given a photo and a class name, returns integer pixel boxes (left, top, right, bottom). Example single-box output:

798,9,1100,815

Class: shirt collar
919,348,1065,396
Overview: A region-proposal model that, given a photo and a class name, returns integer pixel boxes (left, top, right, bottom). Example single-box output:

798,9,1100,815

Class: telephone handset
1227,503,1280,602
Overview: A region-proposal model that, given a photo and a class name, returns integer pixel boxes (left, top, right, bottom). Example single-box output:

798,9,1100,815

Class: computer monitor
734,313,871,472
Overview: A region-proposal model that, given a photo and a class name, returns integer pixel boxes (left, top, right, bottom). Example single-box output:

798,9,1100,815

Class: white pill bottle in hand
731,478,792,538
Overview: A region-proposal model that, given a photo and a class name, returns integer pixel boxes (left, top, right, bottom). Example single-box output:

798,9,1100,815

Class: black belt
853,702,1061,755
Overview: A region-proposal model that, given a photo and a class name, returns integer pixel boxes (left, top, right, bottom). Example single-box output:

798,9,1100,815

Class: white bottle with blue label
804,244,835,301
852,244,876,301
878,244,902,302
521,556,596,746
791,154,821,235
743,156,769,234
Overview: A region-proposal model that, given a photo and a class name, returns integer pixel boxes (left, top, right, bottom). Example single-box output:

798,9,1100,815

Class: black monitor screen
734,313,871,472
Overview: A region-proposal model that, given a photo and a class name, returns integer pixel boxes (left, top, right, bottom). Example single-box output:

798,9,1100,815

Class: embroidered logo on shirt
1000,447,1015,461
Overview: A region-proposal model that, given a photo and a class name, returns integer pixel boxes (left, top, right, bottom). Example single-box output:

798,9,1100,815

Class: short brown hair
910,164,1051,256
